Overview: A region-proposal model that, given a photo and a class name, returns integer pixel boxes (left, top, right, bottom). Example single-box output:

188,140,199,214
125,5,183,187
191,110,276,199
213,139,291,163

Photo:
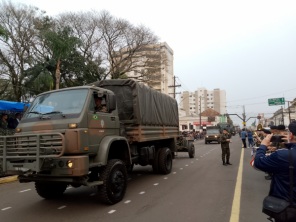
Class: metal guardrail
0,133,65,172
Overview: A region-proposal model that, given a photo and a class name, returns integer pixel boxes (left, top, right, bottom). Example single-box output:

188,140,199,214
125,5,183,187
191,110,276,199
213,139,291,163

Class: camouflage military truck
0,79,183,204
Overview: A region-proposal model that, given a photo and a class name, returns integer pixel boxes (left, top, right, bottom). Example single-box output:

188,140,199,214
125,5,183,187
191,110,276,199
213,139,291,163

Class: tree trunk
55,59,61,90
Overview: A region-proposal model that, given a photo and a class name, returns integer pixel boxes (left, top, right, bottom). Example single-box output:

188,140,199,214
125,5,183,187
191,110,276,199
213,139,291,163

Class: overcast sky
11,0,296,126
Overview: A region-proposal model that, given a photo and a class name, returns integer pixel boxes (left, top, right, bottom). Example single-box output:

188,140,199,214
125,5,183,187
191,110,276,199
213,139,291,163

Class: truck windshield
25,89,88,118
207,129,220,134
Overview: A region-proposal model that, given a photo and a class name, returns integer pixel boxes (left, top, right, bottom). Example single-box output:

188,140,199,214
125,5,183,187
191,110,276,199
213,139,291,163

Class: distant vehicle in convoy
217,122,236,136
0,79,193,205
205,126,221,144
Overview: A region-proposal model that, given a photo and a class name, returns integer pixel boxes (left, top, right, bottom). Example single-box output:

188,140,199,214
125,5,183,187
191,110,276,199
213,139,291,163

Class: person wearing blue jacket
254,121,296,209
240,128,247,148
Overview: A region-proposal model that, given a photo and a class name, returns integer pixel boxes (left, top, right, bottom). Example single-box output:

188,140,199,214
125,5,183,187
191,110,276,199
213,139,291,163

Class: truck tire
98,159,127,205
188,143,195,158
158,148,172,174
35,182,67,199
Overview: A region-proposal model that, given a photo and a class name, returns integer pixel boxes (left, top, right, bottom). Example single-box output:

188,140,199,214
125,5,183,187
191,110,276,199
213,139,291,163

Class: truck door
87,92,118,153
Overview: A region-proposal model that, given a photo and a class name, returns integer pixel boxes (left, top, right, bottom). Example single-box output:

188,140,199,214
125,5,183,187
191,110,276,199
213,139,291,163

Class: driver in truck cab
94,96,107,113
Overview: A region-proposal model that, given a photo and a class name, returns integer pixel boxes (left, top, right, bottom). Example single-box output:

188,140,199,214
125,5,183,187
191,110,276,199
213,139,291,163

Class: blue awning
0,100,30,112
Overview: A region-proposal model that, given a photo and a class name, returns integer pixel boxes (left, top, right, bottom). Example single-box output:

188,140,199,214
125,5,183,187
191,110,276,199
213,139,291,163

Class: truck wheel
35,182,67,199
188,143,195,158
98,159,127,205
158,148,172,174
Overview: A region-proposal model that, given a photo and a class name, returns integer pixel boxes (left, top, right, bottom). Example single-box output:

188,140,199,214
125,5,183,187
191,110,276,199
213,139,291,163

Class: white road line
172,172,176,174
19,189,31,193
58,205,66,210
124,200,131,204
108,210,116,214
180,168,183,170
139,191,145,195
163,177,168,180
154,183,159,186
1,207,11,211
185,164,189,167
191,161,194,164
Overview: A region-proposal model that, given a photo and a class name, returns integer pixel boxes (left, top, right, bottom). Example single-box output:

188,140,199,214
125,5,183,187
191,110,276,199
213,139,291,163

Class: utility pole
242,105,246,129
288,101,291,124
168,76,181,99
199,96,202,130
227,105,256,129
281,106,285,125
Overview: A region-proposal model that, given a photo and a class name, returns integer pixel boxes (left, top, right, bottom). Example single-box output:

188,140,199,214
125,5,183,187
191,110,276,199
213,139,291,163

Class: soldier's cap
277,125,286,131
262,128,271,134
270,125,277,130
288,121,296,136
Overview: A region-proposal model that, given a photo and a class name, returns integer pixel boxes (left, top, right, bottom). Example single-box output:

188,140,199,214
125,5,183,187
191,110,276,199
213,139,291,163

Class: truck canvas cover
95,79,179,127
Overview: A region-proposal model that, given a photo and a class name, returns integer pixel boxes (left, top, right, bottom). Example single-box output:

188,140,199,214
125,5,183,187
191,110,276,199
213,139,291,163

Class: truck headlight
68,123,77,129
67,160,74,168
15,128,22,133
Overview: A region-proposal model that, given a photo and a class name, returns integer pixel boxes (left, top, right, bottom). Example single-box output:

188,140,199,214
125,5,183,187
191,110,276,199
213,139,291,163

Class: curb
0,175,18,184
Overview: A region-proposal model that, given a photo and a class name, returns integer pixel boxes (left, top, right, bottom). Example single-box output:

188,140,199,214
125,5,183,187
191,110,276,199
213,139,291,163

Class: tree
98,11,160,80
0,24,8,40
0,2,45,101
39,26,81,89
58,11,161,81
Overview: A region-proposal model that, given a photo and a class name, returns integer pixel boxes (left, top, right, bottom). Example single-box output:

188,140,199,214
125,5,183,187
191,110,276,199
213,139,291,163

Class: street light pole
199,96,202,130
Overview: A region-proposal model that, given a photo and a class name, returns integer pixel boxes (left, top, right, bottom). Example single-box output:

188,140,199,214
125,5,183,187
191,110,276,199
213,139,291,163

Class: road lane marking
1,207,11,211
229,148,244,222
58,205,66,210
173,172,176,174
139,191,145,195
19,189,31,193
163,177,168,180
124,200,131,204
108,210,116,214
154,183,159,186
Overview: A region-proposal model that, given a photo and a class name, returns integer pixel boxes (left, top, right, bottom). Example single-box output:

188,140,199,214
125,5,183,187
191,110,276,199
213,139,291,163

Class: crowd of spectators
181,130,205,140
0,112,22,135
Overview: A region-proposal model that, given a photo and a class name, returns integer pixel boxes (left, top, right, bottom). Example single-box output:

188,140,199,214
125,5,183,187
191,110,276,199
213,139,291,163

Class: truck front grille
0,133,65,159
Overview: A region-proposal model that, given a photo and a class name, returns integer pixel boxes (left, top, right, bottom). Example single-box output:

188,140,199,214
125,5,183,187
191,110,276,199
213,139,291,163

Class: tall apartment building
124,42,175,97
180,88,226,116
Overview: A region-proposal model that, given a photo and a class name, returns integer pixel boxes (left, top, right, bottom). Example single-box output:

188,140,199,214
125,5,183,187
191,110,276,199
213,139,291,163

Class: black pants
221,145,230,163
241,139,246,148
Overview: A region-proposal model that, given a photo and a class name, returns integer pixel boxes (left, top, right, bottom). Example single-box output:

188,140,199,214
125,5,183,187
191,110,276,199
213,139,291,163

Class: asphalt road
0,135,271,222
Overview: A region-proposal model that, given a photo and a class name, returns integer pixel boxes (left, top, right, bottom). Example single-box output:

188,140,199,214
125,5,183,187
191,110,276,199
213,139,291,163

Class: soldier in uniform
220,128,232,166
94,96,107,113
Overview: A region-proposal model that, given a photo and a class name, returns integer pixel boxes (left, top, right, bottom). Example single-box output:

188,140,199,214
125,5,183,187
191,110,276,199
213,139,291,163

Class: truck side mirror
107,94,116,112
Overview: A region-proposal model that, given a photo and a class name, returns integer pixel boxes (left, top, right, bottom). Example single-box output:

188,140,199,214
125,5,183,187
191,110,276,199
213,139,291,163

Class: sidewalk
0,175,18,184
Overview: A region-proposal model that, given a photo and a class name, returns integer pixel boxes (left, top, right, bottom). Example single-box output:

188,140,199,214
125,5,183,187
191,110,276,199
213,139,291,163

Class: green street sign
268,97,285,106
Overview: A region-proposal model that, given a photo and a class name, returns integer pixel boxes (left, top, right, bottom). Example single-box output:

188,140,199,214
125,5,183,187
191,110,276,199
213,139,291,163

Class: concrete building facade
180,88,226,117
178,88,226,131
125,42,175,98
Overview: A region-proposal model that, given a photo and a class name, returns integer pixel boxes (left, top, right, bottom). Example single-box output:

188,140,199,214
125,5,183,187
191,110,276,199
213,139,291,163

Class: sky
10,0,296,126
